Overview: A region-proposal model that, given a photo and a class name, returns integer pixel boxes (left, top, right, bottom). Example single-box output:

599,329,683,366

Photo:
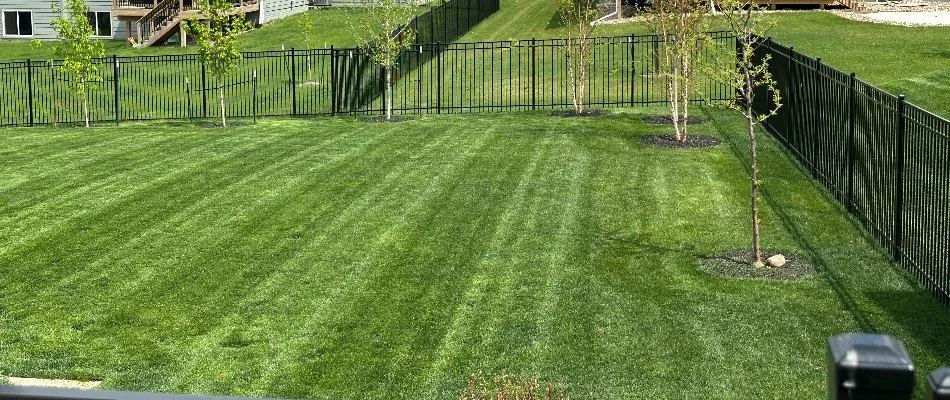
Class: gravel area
596,1,950,26
833,1,950,26
8,377,101,389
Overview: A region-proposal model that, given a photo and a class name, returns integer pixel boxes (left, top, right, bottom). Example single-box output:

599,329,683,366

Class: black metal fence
0,32,735,126
751,37,950,306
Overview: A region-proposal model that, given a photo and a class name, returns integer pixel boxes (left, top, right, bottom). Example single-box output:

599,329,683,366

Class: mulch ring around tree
550,109,608,117
698,249,816,281
642,115,706,125
363,116,415,123
640,134,721,149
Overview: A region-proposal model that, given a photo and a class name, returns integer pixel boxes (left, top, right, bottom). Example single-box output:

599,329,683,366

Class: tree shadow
546,13,565,30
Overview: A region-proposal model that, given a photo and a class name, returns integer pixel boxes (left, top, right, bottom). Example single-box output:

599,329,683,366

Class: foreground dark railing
750,37,950,307
0,32,735,126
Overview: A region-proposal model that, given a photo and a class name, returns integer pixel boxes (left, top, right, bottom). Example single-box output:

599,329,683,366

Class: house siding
0,0,122,39
258,0,307,24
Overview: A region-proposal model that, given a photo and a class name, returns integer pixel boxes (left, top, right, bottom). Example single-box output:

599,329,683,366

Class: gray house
0,0,309,46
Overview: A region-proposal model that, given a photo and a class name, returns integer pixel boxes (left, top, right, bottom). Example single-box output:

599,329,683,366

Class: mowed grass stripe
0,131,173,185
0,128,292,260
238,127,504,398
43,121,373,302
415,134,553,398
0,131,224,222
0,127,306,283
161,124,490,394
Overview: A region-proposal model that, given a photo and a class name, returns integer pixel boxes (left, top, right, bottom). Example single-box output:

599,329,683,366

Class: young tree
185,0,252,127
299,9,319,82
50,0,105,128
645,0,708,141
349,0,422,120
707,0,782,266
556,0,598,114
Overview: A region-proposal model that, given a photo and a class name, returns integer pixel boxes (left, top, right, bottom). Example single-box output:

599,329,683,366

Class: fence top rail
905,101,950,131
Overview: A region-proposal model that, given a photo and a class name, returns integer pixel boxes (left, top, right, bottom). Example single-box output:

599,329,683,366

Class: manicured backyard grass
1,109,949,399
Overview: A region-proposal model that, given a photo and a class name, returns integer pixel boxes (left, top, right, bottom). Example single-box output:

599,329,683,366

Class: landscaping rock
767,254,787,267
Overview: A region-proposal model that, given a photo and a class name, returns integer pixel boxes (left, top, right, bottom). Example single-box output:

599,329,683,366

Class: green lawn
1,110,948,399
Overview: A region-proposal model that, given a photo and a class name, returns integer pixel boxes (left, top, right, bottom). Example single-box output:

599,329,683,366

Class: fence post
811,57,823,180
893,94,907,263
531,38,536,110
291,48,298,116
186,78,193,120
785,46,794,141
847,72,856,212
201,62,208,118
629,35,634,107
330,46,337,115
436,42,442,114
113,55,120,126
26,59,35,126
253,70,258,123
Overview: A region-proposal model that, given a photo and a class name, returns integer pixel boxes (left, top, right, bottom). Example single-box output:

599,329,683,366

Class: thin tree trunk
745,58,763,267
670,66,681,140
578,37,586,114
386,65,392,120
220,83,227,127
570,50,580,114
82,80,90,128
680,49,690,142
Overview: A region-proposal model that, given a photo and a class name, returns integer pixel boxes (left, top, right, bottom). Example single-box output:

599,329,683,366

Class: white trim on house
2,9,35,37
86,10,112,37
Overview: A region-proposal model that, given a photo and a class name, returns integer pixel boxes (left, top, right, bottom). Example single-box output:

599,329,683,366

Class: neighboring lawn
0,7,368,61
461,0,950,117
767,12,950,118
1,110,948,399
459,0,650,41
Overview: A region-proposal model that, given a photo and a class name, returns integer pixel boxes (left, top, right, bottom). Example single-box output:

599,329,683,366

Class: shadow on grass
867,289,950,364
700,107,877,332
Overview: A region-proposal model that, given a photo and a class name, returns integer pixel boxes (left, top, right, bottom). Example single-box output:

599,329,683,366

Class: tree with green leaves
645,0,709,142
185,0,252,127
706,0,782,267
50,0,105,128
349,0,422,120
556,0,598,114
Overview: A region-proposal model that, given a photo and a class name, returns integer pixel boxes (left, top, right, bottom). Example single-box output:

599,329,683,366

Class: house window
86,11,112,37
2,10,33,36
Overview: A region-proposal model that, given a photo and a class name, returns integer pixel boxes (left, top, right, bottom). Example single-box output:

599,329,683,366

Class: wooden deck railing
135,0,182,44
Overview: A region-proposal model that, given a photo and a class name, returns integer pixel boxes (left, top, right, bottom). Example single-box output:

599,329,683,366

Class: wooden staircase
135,0,185,47
133,0,258,47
